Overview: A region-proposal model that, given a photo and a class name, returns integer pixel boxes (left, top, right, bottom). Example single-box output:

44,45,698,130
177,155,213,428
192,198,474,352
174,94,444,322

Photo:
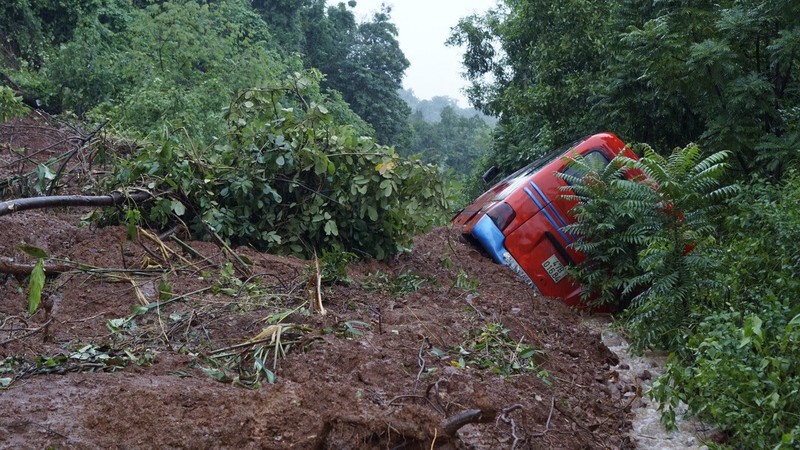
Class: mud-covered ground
1,115,638,449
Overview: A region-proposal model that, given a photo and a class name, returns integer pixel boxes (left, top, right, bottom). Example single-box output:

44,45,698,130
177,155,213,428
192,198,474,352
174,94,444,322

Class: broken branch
0,190,150,217
0,257,73,276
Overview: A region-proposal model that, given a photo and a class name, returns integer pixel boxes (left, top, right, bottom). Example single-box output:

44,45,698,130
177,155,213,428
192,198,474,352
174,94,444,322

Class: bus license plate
542,255,567,283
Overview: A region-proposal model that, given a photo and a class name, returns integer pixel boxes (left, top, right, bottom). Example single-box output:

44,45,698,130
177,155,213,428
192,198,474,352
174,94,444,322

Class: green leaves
19,244,48,259
19,244,49,316
27,259,45,315
459,322,544,376
740,314,763,350
636,170,800,448
560,144,735,350
0,86,29,122
653,303,800,448
114,72,448,260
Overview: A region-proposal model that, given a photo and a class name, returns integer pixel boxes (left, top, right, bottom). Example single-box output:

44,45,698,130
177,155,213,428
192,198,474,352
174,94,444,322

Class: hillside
0,115,635,449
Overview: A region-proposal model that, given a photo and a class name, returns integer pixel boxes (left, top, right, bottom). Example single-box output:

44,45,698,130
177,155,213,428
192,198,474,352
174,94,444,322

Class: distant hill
399,89,497,125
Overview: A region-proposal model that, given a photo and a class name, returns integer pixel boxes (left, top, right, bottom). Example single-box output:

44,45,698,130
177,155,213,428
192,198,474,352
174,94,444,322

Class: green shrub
651,173,800,448
620,144,734,351
558,151,647,308
560,144,734,350
0,86,29,121
653,307,800,448
112,72,448,260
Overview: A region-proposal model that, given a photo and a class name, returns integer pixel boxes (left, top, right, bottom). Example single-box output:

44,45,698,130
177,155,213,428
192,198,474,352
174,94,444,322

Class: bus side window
560,150,610,185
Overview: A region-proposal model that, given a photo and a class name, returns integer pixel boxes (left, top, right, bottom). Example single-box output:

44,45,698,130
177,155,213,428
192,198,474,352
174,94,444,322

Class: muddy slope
1,116,635,449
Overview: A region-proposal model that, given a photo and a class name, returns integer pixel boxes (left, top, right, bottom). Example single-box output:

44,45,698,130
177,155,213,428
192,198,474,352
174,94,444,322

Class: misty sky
336,0,498,107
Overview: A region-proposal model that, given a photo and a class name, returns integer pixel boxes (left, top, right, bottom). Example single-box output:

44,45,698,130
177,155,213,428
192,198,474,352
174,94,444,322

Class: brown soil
0,116,635,449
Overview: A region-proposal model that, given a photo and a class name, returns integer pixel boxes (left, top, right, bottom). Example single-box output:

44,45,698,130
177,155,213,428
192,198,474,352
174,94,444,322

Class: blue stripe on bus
529,182,576,243
523,187,573,246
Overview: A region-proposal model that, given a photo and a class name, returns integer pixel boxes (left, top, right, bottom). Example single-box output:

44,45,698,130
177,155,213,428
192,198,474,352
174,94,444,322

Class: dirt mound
1,120,635,449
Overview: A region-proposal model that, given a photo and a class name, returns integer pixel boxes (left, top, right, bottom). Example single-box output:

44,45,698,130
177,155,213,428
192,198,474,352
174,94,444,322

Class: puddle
582,316,714,449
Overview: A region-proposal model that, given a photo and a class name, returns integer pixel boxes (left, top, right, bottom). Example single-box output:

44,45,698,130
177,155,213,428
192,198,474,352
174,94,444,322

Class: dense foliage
398,90,496,124
450,2,800,445
561,145,734,346
563,148,800,446
1,0,411,145
0,86,28,121
651,175,800,447
255,0,411,145
451,0,800,178
112,72,448,260
1,0,449,260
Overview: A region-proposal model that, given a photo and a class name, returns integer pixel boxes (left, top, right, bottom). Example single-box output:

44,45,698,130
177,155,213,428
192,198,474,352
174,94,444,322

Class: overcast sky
336,0,498,107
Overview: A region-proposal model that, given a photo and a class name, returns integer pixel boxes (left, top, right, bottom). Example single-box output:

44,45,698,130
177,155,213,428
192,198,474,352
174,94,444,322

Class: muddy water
581,317,712,450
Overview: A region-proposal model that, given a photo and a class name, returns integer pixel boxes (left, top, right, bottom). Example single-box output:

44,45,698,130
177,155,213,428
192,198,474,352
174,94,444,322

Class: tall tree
406,106,493,175
450,0,800,178
250,0,311,54
603,0,800,176
448,0,616,174
254,1,410,145
339,7,411,145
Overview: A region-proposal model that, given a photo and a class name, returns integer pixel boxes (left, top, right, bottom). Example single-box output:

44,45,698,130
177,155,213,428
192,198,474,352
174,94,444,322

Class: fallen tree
0,190,151,217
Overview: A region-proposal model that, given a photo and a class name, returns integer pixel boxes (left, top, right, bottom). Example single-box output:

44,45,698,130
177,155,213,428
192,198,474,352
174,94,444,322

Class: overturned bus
452,132,639,309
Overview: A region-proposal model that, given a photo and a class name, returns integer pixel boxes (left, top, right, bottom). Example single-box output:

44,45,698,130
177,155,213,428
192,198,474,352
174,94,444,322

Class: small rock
637,370,652,381
618,363,630,370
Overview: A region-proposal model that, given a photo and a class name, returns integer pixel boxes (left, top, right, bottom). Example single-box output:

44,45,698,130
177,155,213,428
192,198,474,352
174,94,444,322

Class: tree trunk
0,190,150,217
0,257,73,276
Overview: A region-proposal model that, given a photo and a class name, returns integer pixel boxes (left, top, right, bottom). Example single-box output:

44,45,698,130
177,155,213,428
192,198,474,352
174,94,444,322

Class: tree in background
451,0,800,179
399,89,494,207
256,1,411,146
398,90,497,124
449,0,615,174
250,0,311,54
603,0,800,177
0,0,100,66
0,0,122,111
406,106,492,175
329,6,410,146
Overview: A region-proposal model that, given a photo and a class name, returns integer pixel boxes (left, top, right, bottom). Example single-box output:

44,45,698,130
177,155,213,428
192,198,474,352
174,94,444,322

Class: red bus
452,132,638,308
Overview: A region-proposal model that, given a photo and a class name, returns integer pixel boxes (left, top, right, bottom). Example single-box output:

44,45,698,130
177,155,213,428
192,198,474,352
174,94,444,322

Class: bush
651,173,800,448
0,86,29,121
112,72,448,260
653,306,800,448
557,150,647,309
561,144,733,350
